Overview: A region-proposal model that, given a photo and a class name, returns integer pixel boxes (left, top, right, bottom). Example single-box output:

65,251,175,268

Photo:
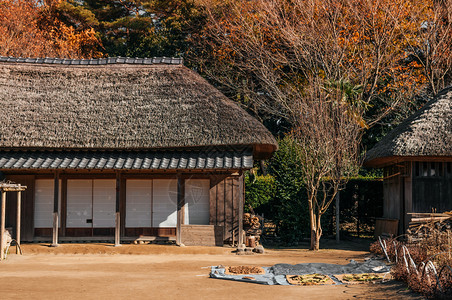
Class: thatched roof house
0,56,277,246
365,87,452,167
365,87,452,234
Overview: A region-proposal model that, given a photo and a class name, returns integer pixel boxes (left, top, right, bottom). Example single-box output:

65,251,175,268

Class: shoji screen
92,179,116,228
66,180,93,228
34,179,61,228
126,180,152,227
184,179,210,225
152,179,177,227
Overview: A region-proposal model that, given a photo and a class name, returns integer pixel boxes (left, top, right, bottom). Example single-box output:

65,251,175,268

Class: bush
267,136,310,244
244,173,276,216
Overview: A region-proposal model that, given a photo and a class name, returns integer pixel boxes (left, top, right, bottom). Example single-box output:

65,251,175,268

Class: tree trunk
308,198,317,251
310,227,318,250
311,213,322,251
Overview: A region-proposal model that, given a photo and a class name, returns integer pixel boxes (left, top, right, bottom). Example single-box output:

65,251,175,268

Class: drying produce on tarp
225,266,266,275
286,274,334,285
335,273,385,284
210,259,391,285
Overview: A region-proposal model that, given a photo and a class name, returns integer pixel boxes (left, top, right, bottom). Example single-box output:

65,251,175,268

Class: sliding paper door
126,180,152,227
66,179,93,228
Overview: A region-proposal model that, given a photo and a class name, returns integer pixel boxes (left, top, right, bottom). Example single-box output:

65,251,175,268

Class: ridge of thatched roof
0,56,183,65
0,58,277,156
365,87,452,167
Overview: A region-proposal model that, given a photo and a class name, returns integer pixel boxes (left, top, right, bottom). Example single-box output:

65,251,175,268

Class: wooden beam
176,176,185,246
0,188,26,192
51,172,59,247
114,172,121,247
16,190,21,254
0,191,5,260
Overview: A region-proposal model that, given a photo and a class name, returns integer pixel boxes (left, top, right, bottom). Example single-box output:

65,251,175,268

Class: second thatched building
365,87,452,234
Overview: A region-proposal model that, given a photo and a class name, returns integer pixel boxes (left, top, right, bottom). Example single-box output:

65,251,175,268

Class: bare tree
290,79,363,250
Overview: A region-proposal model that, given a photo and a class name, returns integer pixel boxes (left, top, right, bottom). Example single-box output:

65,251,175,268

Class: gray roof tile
0,149,252,170
0,56,183,66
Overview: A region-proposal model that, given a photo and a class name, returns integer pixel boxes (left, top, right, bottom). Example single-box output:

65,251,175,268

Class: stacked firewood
408,211,452,235
243,213,262,247
243,213,262,235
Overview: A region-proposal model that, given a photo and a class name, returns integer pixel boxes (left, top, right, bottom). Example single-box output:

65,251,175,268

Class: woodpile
407,211,452,235
243,213,261,231
243,213,262,247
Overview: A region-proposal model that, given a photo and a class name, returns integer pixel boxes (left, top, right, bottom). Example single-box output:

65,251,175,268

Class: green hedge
244,173,276,215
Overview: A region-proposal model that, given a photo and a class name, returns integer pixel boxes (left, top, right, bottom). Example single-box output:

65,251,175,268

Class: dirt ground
0,240,423,300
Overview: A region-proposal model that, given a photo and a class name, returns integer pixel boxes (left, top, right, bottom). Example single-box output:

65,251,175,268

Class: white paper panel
184,179,210,225
126,180,152,227
67,180,93,228
152,179,177,227
93,179,116,228
34,179,61,228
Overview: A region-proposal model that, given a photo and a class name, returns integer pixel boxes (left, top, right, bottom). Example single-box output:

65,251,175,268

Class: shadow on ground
266,237,373,252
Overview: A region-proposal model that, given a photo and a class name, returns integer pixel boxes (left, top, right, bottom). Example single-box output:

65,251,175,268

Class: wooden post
51,172,59,247
0,191,5,260
115,212,120,246
176,176,185,246
238,176,244,246
16,190,21,254
114,172,121,247
61,178,67,237
335,191,340,244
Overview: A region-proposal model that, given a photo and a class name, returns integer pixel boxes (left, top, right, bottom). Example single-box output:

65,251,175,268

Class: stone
254,245,264,254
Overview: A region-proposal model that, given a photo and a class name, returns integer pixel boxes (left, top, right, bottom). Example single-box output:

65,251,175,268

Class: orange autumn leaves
0,0,102,58
198,0,451,126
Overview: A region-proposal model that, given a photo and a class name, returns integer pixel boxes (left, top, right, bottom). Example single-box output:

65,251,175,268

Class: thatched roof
365,87,452,167
0,57,277,157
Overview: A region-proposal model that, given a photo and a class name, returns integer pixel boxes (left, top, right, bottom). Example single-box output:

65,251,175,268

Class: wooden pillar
114,172,121,247
16,190,21,254
238,176,244,246
176,176,185,246
61,178,67,237
51,172,59,247
0,191,5,260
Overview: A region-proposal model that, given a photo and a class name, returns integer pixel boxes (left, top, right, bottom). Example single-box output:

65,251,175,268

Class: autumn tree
0,0,50,57
192,0,452,249
0,0,102,58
